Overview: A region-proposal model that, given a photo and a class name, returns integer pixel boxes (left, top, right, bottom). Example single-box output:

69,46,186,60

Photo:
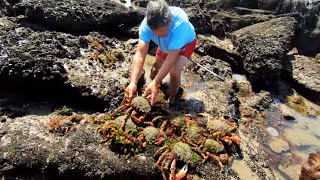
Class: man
125,0,196,106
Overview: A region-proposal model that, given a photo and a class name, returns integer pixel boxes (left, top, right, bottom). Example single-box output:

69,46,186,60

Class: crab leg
207,152,224,172
155,149,170,169
110,104,130,119
169,159,176,180
175,164,188,180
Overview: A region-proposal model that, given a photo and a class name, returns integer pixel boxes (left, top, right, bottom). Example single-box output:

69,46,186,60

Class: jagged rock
279,104,295,120
183,80,240,122
195,34,242,71
13,0,144,34
186,55,232,81
0,18,132,111
0,115,156,178
289,55,320,102
244,91,273,111
233,17,298,91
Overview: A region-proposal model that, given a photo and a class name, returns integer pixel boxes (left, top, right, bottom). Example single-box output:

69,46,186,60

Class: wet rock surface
233,17,298,91
289,55,320,103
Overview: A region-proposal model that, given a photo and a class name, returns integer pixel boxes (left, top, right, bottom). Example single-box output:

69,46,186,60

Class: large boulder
183,79,240,122
233,17,298,91
186,55,232,81
195,34,242,72
0,17,132,111
0,115,155,178
13,0,144,34
289,55,320,103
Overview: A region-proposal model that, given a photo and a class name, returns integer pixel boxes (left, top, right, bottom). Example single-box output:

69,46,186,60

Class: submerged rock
268,138,290,154
234,17,298,91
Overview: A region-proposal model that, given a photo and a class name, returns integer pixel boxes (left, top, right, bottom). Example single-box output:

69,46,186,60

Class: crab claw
169,159,177,180
175,164,188,180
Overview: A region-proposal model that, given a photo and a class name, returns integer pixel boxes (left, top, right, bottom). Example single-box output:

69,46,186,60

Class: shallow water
144,57,320,179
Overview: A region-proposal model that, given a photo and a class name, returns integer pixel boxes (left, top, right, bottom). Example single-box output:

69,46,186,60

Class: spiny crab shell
131,96,151,113
207,117,236,133
202,139,225,154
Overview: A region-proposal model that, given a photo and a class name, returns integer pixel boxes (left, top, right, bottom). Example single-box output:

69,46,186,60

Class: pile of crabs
48,96,241,180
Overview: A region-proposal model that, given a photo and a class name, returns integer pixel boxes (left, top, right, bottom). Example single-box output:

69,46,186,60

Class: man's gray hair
146,0,172,29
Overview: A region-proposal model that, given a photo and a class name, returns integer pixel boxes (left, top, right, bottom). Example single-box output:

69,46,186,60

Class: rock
13,0,144,34
233,17,298,91
269,138,290,153
244,91,273,111
296,9,320,56
289,55,320,102
279,104,295,120
183,80,240,122
265,127,279,137
0,115,155,177
187,55,232,81
195,34,242,71
283,128,320,147
0,18,131,111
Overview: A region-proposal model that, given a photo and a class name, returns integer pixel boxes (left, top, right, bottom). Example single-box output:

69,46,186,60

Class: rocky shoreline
0,0,320,179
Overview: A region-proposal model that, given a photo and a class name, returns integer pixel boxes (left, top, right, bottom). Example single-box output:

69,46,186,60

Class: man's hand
125,82,137,98
143,80,159,105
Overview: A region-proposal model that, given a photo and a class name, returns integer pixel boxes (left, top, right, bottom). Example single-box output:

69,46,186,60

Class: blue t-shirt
139,6,196,53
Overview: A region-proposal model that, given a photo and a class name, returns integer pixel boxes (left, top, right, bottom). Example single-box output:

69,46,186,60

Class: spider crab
154,141,197,180
111,96,154,126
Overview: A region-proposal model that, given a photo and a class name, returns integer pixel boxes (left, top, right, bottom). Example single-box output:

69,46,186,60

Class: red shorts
156,38,197,60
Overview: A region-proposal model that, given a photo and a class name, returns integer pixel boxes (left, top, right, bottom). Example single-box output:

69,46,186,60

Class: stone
268,138,290,153
186,55,232,81
233,17,298,91
195,34,242,71
244,91,273,111
289,55,320,102
0,18,131,111
278,104,295,120
13,0,144,34
183,80,240,122
266,127,279,137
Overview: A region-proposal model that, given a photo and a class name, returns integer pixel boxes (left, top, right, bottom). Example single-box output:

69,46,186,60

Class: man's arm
130,40,149,85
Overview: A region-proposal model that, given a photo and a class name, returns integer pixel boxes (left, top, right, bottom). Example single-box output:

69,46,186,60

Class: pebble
269,138,290,153
266,127,279,137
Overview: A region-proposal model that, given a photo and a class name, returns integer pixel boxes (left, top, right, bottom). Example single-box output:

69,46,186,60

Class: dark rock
296,6,320,56
195,34,242,72
244,91,274,111
233,17,298,91
13,0,144,34
289,55,320,103
0,18,132,111
186,55,232,81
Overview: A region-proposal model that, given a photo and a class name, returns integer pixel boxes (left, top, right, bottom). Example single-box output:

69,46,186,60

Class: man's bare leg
150,56,165,80
168,55,188,103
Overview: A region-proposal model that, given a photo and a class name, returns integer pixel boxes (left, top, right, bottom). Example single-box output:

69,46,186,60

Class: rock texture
183,80,240,122
233,17,298,91
13,0,144,34
290,55,320,102
187,55,232,81
195,34,242,72
0,17,133,111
